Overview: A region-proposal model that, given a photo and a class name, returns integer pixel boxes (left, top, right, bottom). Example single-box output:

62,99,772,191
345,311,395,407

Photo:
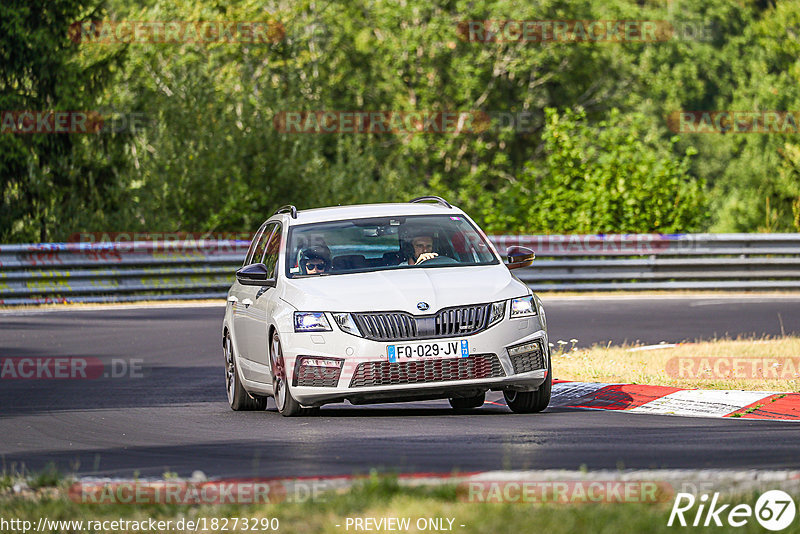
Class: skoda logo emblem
417,302,430,311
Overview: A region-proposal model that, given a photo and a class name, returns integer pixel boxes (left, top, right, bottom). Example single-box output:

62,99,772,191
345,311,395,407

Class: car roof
275,202,466,225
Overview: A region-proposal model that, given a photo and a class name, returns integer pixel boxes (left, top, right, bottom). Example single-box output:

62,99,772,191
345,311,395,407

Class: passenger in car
299,245,331,275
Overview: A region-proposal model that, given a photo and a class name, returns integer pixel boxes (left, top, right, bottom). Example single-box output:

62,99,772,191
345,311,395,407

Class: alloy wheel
271,335,287,411
224,333,235,405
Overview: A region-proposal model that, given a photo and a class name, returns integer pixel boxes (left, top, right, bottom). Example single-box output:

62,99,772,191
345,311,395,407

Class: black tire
270,332,307,417
448,392,486,411
504,357,552,414
224,331,267,411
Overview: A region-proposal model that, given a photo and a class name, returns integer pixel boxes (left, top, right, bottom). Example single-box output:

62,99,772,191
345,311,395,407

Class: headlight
332,312,362,337
510,295,537,318
488,301,505,326
294,312,332,332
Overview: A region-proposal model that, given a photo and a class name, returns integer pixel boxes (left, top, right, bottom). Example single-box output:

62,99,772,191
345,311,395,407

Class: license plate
387,340,469,363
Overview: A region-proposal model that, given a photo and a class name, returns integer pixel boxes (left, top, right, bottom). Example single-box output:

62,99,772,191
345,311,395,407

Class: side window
243,223,268,266
261,224,282,278
250,223,276,266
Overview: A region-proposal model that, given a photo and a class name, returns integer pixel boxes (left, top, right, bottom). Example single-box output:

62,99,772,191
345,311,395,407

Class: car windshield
286,214,498,277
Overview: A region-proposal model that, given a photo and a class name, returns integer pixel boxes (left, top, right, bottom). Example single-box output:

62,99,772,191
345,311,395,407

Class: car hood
281,264,528,313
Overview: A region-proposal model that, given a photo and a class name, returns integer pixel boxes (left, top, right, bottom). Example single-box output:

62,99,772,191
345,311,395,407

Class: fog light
293,356,343,387
507,341,545,374
302,358,343,368
508,341,541,357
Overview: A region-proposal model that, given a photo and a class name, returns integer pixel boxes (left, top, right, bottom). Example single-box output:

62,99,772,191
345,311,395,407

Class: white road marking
630,389,778,418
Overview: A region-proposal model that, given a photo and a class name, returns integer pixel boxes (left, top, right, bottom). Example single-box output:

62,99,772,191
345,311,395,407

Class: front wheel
224,331,267,411
270,332,307,417
504,368,551,414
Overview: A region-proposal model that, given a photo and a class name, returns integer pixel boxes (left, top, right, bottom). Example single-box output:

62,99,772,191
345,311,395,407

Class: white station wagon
222,197,551,416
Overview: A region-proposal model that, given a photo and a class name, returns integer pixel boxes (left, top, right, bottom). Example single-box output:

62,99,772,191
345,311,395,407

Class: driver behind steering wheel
405,230,438,265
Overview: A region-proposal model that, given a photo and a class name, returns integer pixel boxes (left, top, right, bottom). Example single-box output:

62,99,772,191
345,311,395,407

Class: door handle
241,298,253,308
227,295,239,303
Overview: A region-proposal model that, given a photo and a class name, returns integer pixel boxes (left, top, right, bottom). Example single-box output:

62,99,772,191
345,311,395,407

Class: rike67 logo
668,491,797,531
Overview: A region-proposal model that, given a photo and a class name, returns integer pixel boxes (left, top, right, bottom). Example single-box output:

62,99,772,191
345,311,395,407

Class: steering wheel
416,255,458,266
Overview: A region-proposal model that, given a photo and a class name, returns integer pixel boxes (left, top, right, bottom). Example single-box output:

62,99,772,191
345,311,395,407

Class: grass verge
2,473,800,534
553,336,800,391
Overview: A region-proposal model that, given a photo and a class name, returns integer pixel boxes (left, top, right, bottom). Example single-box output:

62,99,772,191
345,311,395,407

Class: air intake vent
349,353,504,388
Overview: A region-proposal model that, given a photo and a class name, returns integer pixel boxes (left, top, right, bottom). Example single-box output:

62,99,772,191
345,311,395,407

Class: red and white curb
551,381,800,421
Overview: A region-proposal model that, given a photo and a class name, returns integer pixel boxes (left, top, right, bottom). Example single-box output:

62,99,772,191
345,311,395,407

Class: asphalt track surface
1,296,799,478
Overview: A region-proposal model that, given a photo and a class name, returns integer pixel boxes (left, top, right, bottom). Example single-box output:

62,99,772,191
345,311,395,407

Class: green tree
705,0,800,232
0,0,129,242
466,108,707,234
5,0,798,242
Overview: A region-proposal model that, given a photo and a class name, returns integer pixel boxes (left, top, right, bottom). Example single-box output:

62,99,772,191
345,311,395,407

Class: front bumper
279,314,549,407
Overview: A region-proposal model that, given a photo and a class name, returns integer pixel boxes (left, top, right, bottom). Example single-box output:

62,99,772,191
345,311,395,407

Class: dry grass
552,337,800,391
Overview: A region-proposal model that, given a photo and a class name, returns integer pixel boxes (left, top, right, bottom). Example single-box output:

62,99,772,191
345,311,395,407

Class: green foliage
527,108,705,234
703,0,800,232
0,0,130,243
448,108,706,234
28,464,63,490
2,0,798,241
5,478,800,534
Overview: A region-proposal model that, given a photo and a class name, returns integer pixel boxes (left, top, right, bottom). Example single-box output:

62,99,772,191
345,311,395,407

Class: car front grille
509,344,546,374
354,312,418,339
349,353,505,388
353,303,492,341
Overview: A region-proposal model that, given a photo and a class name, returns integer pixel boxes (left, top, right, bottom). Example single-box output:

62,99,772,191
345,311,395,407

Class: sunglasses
305,261,325,271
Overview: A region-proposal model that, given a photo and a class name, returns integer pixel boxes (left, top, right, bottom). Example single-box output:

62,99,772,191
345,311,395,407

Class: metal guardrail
0,234,798,305
492,233,800,291
0,241,247,306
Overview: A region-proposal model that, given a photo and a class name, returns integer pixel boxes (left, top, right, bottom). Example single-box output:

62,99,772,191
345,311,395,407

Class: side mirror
236,263,276,286
506,246,535,270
